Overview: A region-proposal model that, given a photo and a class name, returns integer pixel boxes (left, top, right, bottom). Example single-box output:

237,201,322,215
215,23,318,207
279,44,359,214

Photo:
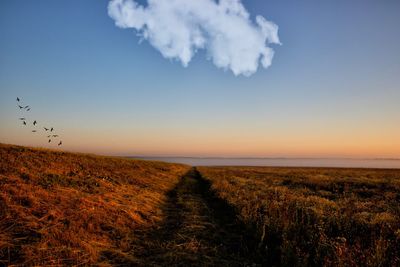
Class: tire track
136,168,261,266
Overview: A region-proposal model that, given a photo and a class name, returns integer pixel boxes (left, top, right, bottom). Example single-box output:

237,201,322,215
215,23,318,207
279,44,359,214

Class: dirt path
135,168,260,266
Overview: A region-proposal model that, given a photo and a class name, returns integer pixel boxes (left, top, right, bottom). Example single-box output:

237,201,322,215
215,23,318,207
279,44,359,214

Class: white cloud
108,0,280,76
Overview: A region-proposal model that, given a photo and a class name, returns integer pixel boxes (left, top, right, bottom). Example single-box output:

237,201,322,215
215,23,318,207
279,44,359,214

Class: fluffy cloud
108,0,280,76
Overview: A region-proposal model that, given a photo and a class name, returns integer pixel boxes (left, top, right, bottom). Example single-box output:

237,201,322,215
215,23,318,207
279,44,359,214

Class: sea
134,157,400,169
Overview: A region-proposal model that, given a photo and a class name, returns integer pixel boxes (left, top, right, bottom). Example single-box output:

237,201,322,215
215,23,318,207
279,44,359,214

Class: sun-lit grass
0,143,190,266
197,166,400,266
2,144,399,266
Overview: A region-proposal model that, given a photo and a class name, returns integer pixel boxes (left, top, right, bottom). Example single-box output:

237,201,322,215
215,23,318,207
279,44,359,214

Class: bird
13,99,65,145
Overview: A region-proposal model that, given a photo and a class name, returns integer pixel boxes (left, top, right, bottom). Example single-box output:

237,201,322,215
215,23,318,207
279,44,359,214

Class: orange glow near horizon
2,119,400,158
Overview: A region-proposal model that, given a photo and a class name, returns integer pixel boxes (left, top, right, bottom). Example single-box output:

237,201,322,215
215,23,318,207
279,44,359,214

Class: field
1,143,400,266
0,143,190,265
197,166,400,266
0,144,264,266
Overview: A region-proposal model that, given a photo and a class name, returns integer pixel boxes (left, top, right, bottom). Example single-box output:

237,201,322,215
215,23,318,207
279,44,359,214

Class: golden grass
197,166,400,266
0,143,190,266
3,144,399,266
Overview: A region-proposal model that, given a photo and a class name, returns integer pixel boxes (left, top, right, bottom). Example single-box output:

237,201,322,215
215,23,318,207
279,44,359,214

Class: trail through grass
135,168,260,266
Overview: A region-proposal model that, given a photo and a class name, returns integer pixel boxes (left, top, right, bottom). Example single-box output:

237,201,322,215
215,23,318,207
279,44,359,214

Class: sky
0,0,400,158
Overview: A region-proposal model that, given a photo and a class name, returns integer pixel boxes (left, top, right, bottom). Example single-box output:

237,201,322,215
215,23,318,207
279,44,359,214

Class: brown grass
0,143,190,266
134,168,260,266
3,144,399,266
197,166,400,266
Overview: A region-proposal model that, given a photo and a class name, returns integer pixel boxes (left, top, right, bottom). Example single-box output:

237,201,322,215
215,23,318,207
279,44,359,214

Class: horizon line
127,156,400,161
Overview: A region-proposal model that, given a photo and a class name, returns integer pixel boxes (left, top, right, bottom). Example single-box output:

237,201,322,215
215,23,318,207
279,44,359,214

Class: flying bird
14,99,65,145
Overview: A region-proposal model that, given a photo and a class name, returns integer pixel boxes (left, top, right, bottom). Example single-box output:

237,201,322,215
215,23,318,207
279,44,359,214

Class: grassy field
0,144,264,266
198,166,400,266
0,143,190,265
2,144,400,266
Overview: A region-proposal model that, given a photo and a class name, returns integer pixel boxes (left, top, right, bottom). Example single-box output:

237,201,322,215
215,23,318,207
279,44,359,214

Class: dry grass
134,168,260,266
0,143,190,266
3,144,399,266
197,166,400,267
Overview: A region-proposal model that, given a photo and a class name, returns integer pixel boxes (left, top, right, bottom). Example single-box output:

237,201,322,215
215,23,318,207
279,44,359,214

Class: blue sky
1,0,400,157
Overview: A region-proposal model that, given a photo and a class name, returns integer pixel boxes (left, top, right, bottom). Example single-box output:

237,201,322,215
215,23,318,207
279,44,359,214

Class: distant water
134,157,400,169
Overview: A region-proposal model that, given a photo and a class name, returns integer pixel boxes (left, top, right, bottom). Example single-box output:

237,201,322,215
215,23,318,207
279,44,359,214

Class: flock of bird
17,97,62,146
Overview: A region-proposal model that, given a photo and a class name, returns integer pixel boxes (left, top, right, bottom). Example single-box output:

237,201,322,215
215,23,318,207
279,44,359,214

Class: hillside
0,144,190,265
